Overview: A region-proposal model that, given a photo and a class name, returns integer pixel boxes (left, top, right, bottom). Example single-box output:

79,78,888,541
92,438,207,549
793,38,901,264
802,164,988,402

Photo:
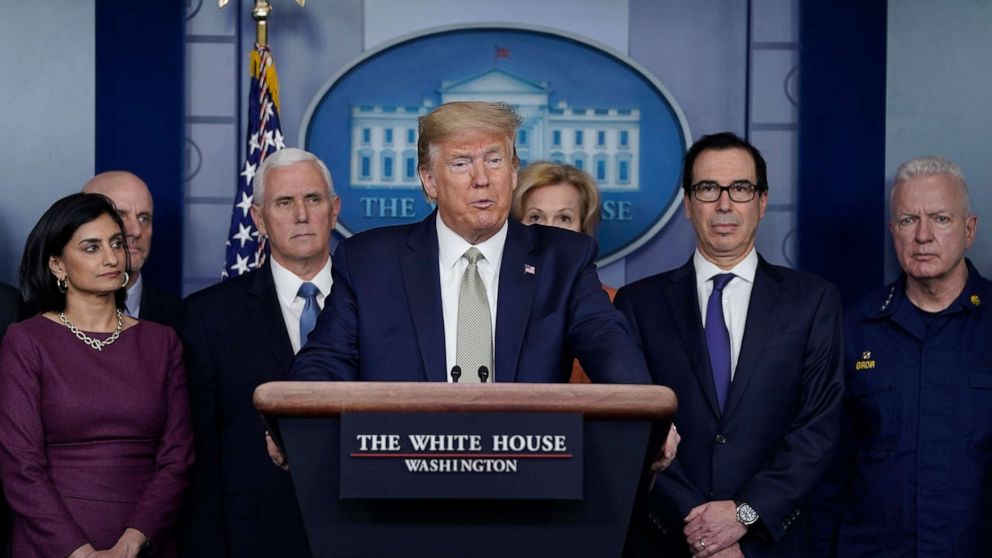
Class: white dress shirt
436,215,507,382
270,256,333,354
694,248,758,379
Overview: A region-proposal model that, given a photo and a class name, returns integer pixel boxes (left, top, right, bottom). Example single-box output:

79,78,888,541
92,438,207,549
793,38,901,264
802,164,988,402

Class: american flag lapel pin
523,264,536,275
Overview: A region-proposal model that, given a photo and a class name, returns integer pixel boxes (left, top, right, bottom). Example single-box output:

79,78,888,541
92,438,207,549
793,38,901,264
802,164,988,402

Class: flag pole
217,0,307,46
218,0,304,279
252,1,271,47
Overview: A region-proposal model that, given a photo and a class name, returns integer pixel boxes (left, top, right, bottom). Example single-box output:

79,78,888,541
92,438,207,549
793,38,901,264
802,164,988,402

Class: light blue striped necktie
298,282,320,350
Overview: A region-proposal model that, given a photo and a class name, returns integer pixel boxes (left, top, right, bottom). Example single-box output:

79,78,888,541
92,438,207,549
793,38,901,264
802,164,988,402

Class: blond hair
417,101,522,201
513,161,601,235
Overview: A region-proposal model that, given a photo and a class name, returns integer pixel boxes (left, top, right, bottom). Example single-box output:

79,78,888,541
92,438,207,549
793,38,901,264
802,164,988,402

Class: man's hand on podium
266,430,289,471
650,423,681,473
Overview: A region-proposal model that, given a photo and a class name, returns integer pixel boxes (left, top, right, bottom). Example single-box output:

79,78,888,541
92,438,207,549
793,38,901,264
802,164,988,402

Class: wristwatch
735,502,759,526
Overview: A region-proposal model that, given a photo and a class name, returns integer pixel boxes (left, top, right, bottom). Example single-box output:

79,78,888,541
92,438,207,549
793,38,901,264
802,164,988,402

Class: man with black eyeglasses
617,133,843,558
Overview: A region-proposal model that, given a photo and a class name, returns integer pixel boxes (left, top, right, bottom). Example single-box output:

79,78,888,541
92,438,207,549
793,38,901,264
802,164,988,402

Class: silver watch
736,502,759,526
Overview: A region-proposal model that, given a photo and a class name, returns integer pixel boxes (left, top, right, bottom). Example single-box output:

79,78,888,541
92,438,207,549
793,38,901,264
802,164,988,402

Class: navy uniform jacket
290,212,650,384
811,260,992,557
616,256,844,558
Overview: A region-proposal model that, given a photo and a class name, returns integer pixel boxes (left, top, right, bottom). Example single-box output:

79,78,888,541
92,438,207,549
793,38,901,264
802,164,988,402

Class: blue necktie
705,273,735,412
298,282,320,350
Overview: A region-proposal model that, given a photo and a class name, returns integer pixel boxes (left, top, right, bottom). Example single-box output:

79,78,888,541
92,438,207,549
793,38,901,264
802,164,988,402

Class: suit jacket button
715,434,727,444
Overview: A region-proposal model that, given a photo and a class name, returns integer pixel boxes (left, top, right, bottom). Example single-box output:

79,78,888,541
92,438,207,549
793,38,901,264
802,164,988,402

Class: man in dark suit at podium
181,148,340,557
83,171,182,329
290,101,649,385
615,133,844,558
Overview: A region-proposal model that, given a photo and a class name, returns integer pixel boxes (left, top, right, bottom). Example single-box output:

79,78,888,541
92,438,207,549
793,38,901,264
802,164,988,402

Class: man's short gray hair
253,147,335,205
891,155,972,215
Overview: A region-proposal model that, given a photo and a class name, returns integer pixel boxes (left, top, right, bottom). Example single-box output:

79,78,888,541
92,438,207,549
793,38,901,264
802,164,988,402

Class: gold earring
56,276,68,293
121,271,130,289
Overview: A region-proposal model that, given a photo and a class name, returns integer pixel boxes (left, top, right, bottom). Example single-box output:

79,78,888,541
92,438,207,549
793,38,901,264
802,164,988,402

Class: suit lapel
247,266,295,377
664,260,723,419
723,256,784,420
494,221,538,383
400,213,447,382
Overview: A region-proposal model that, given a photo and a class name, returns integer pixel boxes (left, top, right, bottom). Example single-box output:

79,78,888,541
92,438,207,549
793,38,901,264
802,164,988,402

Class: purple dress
0,316,193,557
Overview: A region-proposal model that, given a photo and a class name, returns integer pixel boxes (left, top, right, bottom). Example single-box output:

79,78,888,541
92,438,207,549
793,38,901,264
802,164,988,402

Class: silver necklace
58,309,125,351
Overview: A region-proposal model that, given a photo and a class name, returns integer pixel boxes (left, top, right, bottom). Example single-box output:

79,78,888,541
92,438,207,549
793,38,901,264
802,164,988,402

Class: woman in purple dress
0,194,193,558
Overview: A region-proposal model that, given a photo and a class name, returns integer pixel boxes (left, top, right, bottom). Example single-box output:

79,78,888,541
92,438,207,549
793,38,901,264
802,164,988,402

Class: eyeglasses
690,180,760,203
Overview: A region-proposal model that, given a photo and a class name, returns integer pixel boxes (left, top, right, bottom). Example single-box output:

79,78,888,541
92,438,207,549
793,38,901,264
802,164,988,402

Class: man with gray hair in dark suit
82,171,182,329
181,147,340,557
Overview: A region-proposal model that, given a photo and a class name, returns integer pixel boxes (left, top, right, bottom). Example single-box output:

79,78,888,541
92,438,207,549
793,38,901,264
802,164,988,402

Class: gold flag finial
217,0,305,47
252,0,272,46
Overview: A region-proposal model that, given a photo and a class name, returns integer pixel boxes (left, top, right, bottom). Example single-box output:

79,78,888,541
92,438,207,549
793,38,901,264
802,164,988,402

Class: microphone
450,365,462,383
477,366,490,383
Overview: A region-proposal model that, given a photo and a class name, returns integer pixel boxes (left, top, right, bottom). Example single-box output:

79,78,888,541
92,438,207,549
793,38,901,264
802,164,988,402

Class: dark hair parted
681,132,768,196
19,193,130,312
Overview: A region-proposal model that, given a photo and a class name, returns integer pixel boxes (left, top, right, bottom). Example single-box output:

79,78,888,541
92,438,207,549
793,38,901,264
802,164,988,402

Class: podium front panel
281,416,657,558
339,412,584,500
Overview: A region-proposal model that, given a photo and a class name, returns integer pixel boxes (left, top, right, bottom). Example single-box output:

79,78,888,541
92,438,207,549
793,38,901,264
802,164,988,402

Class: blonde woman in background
513,161,680,468
513,162,613,382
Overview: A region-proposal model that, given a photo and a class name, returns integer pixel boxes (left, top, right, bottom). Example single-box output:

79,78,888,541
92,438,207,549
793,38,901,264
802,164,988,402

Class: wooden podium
255,382,676,558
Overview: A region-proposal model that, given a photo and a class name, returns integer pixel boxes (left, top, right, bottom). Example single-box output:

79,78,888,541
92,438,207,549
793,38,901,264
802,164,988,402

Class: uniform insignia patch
880,285,896,312
856,351,876,371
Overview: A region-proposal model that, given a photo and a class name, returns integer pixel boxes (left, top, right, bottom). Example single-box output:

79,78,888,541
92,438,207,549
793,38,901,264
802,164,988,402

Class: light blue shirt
125,274,143,318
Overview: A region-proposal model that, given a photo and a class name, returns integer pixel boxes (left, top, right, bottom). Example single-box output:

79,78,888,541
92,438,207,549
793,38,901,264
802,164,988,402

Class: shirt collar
879,258,986,318
938,259,985,316
956,259,986,315
693,247,758,286
436,213,508,272
270,255,333,307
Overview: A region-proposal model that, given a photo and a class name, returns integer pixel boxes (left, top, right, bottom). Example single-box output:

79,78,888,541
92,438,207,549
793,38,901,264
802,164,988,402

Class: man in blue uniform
812,156,991,556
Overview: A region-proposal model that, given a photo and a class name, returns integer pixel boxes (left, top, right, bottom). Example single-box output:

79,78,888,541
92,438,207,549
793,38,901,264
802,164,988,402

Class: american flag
221,43,287,279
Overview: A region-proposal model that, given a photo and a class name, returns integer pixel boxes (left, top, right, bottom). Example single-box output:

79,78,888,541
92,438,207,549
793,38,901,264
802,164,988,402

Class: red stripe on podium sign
350,452,573,459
